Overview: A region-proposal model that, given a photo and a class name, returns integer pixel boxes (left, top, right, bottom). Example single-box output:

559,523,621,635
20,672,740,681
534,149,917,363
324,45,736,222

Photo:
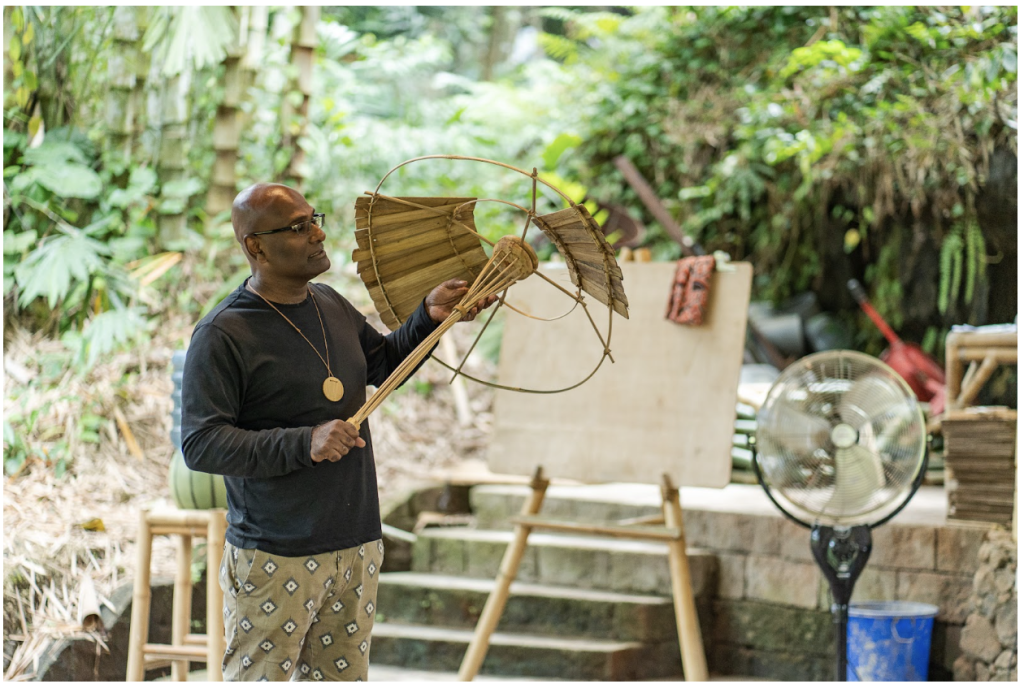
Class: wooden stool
126,508,227,682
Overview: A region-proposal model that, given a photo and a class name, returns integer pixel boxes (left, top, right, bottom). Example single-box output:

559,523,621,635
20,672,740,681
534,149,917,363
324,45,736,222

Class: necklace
248,281,344,402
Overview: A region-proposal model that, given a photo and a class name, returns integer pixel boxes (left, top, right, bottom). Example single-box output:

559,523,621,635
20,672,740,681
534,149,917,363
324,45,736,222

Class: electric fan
750,350,929,681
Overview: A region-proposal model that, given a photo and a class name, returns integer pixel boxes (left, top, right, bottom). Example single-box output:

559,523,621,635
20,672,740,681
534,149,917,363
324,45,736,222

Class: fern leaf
537,32,579,62
14,231,110,309
949,233,963,314
938,231,954,314
965,222,978,303
83,307,150,367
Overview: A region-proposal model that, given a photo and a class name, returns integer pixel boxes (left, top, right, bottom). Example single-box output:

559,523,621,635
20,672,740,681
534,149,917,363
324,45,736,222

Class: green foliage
550,5,1015,342
142,7,239,76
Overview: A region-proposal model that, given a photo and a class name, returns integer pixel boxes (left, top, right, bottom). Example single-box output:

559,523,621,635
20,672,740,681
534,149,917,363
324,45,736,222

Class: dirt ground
2,298,497,679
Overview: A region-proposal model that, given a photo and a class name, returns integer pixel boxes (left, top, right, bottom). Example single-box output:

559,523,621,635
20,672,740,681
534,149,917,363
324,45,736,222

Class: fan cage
755,350,927,527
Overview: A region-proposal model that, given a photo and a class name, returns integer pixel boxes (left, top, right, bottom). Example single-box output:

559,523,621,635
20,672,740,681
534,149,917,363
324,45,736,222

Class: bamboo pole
157,71,191,247
946,333,964,408
205,510,227,682
661,475,708,681
126,509,153,682
957,348,1017,363
105,7,139,169
130,8,152,161
171,534,193,681
954,353,1000,409
205,7,244,218
458,468,548,681
282,6,319,188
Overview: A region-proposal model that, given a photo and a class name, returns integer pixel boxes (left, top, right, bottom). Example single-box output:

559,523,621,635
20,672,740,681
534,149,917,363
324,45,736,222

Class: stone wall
954,530,1017,681
681,508,986,679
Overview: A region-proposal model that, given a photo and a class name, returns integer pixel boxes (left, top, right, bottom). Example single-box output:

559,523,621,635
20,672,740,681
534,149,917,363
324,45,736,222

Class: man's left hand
425,278,498,323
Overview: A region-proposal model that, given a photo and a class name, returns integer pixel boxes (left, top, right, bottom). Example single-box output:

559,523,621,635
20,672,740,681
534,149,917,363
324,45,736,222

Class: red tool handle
847,280,902,347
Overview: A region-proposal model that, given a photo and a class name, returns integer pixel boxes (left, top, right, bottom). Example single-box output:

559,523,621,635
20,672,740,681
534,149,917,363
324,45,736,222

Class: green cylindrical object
168,450,228,510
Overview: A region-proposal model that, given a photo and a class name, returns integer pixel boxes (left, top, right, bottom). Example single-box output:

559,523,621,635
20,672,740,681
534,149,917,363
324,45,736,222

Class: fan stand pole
810,525,872,682
457,470,709,681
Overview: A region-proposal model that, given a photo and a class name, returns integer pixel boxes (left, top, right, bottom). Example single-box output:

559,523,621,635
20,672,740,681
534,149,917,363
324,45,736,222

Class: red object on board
848,280,946,416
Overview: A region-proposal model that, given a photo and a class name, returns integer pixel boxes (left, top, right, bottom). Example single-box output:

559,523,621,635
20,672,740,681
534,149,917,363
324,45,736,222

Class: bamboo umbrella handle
347,236,538,430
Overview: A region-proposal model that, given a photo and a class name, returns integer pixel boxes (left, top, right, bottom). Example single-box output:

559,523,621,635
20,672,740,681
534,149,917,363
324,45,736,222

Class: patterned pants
219,540,383,681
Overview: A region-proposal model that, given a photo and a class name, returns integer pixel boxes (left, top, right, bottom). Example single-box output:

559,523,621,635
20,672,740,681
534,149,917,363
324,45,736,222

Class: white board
488,261,752,488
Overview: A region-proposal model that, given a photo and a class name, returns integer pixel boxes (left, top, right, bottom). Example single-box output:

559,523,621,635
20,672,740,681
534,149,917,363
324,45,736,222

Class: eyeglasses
249,213,325,237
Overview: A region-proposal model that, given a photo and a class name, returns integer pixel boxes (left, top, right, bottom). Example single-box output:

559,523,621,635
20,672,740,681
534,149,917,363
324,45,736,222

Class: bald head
231,183,304,244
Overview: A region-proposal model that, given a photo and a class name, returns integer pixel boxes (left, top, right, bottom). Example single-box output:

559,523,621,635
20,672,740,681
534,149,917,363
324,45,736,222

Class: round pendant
323,376,344,402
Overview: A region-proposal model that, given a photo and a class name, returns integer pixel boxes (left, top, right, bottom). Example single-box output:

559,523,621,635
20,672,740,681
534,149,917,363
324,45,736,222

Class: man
181,182,495,681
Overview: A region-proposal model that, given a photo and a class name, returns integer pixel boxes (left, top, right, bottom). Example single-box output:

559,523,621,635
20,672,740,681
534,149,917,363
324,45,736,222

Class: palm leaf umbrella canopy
347,155,629,428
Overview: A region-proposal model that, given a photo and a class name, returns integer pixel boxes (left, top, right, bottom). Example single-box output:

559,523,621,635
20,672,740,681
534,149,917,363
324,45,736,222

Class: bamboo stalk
126,509,153,681
205,511,227,682
171,535,192,681
76,575,102,632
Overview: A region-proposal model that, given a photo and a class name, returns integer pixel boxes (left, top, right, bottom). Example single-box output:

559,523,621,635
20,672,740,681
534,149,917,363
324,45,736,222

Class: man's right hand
310,420,366,463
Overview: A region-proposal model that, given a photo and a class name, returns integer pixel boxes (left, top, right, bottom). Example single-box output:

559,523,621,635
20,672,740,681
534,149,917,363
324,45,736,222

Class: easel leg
662,475,709,681
458,467,549,682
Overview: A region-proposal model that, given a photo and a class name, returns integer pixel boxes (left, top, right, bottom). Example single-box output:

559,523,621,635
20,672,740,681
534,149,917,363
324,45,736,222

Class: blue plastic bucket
847,601,938,681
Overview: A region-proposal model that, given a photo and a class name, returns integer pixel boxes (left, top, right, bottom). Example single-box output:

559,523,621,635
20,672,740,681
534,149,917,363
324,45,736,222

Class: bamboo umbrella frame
348,155,628,429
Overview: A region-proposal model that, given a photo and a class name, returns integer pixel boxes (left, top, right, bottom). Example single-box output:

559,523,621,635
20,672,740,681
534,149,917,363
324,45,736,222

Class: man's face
248,188,330,282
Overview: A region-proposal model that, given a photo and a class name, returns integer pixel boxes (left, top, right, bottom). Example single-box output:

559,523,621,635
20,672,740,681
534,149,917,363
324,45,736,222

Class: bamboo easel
457,467,709,681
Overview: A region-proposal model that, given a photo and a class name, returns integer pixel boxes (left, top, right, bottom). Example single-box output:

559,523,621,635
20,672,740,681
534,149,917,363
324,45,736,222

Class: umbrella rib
448,290,507,384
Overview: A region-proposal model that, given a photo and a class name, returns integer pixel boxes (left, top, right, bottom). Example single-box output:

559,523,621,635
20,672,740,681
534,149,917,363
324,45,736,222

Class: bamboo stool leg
171,534,193,681
205,510,227,682
458,467,548,681
661,475,708,681
126,509,154,682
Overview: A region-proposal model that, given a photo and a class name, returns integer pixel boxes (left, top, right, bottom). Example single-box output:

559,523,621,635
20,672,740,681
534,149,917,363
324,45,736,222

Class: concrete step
410,527,718,597
154,665,550,682
370,622,683,681
471,484,667,531
376,572,678,641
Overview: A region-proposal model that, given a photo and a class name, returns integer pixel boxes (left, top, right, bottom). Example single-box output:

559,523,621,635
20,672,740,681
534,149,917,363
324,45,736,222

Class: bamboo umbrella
348,155,629,429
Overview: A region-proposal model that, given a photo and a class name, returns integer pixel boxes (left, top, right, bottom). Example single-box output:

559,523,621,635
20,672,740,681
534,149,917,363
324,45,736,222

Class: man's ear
244,235,267,263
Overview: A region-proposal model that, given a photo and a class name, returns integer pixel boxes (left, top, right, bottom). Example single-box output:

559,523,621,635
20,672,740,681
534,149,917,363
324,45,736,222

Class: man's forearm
182,423,313,478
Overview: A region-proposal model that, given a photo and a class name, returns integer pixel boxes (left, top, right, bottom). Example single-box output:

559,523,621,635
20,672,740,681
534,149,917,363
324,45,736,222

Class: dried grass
2,303,496,678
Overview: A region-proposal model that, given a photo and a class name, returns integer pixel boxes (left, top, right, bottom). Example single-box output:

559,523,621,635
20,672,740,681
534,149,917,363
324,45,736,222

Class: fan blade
829,444,886,515
838,373,909,426
762,400,831,456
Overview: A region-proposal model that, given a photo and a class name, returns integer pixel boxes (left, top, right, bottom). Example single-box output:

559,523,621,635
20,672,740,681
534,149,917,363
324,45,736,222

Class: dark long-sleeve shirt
181,279,439,556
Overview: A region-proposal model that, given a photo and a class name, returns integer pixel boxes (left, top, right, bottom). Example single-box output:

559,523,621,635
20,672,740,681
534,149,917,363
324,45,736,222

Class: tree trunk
205,7,244,219
281,6,319,189
104,7,139,169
